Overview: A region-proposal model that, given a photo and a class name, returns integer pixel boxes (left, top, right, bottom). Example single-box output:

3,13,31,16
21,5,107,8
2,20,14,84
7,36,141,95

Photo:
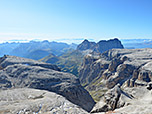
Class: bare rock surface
0,55,60,71
0,55,95,112
115,87,152,114
0,88,88,114
79,48,152,101
91,86,152,114
91,84,123,113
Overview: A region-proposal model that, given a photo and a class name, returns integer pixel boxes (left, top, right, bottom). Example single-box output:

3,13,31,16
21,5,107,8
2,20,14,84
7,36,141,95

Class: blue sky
0,0,152,43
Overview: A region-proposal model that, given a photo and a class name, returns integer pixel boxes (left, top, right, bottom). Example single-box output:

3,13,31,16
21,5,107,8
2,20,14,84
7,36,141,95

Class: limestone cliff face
0,55,95,112
79,48,152,101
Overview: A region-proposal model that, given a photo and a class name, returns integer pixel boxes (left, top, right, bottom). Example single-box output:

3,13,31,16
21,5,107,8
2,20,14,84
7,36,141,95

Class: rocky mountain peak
77,39,96,51
83,39,89,43
77,38,124,54
94,38,124,53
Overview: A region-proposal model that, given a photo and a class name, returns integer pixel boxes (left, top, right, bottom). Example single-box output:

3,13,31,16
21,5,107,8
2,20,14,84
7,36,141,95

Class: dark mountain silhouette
77,39,96,51
77,38,124,53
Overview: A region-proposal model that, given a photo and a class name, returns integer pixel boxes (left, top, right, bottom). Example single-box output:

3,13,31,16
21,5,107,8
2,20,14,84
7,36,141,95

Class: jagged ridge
79,48,152,101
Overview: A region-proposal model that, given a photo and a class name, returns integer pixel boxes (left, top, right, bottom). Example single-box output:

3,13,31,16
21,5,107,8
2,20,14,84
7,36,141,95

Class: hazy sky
0,0,152,43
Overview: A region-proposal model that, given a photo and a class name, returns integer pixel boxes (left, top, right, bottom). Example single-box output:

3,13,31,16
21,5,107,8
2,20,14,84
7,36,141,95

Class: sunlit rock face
91,85,152,114
79,48,152,102
0,88,89,114
0,55,95,112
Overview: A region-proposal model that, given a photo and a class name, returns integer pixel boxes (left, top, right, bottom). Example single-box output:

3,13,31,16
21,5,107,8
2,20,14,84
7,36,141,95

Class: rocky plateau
91,84,152,114
0,88,88,114
0,55,95,113
79,48,152,113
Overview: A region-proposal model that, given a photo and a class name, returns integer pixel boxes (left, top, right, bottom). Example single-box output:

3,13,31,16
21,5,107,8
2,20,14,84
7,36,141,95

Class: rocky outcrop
91,84,123,113
0,55,95,112
114,87,152,114
0,88,88,114
79,48,152,101
0,55,60,71
91,85,152,113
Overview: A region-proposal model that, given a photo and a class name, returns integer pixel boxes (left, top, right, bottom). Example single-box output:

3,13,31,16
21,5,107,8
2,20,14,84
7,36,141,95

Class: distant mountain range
1,38,152,76
0,40,77,60
41,38,124,76
121,39,152,49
